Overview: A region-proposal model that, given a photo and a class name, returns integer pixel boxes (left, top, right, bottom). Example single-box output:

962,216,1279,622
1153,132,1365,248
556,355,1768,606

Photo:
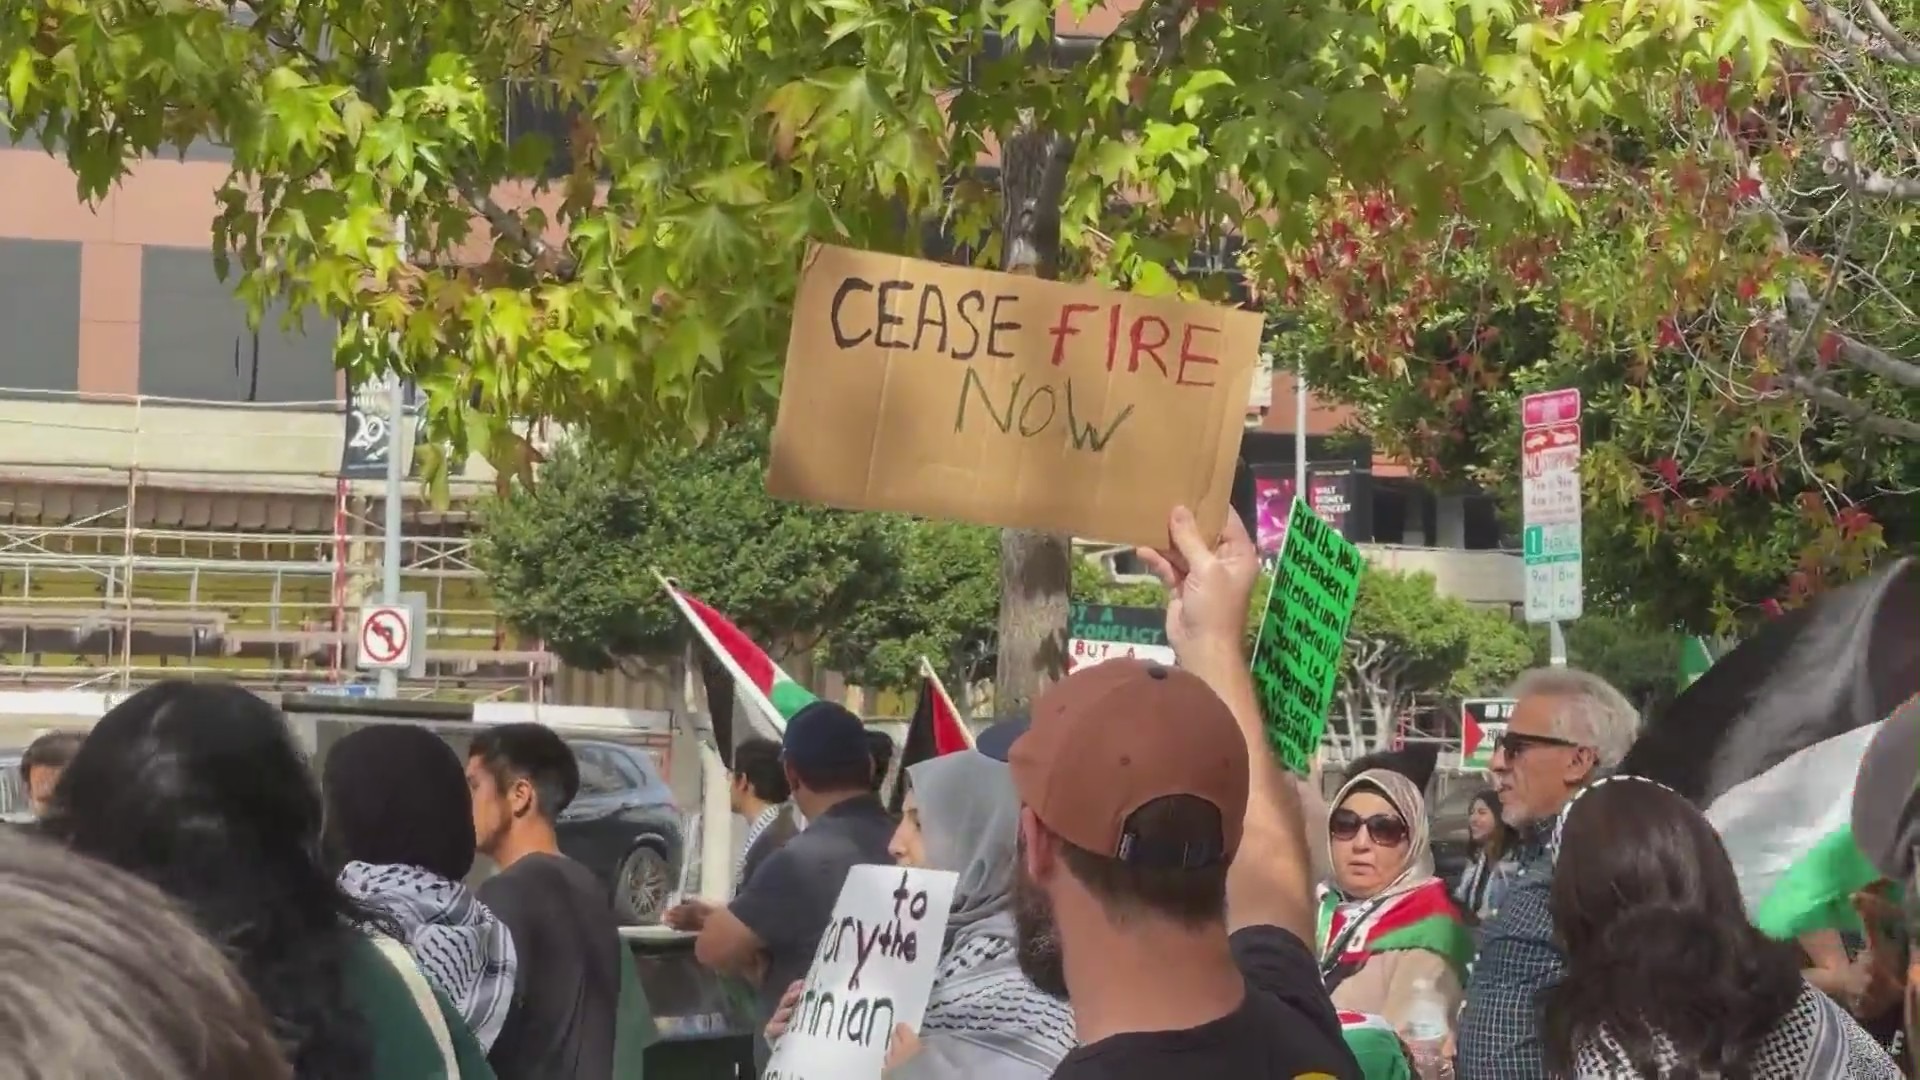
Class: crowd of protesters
3,504,1917,1080
6,683,646,1080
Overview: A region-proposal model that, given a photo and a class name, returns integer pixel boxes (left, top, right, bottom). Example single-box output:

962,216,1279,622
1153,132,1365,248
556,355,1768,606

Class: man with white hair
1457,666,1640,1079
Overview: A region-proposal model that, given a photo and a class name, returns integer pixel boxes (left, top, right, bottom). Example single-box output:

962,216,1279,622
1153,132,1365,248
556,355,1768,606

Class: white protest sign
765,864,959,1080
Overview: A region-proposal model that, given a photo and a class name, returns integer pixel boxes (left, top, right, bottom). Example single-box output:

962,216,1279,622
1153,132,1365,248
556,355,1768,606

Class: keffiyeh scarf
1576,982,1902,1079
921,912,1077,1071
735,804,785,884
338,860,519,1051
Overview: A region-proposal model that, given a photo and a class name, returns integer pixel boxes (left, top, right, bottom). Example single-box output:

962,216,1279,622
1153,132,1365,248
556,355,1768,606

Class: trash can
627,928,759,1080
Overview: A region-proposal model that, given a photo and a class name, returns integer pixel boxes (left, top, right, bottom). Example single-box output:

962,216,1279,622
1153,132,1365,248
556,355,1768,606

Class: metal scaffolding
0,472,546,699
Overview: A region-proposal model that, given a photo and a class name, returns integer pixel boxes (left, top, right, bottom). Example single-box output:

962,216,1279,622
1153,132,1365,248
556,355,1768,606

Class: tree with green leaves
475,423,904,746
1331,568,1532,760
5,0,1803,704
1266,0,1917,632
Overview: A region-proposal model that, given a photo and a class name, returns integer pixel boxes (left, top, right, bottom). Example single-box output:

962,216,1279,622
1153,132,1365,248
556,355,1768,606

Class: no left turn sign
357,606,413,670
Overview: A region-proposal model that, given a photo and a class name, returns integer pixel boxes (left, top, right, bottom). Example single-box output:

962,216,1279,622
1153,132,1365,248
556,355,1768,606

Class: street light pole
377,220,407,698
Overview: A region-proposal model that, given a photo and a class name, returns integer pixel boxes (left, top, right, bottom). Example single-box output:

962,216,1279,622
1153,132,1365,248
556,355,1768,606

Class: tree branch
1781,374,1920,439
1853,0,1920,64
461,180,580,280
1808,0,1920,63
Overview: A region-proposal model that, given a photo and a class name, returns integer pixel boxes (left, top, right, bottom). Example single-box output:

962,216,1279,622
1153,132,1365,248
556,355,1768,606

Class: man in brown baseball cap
991,507,1358,1080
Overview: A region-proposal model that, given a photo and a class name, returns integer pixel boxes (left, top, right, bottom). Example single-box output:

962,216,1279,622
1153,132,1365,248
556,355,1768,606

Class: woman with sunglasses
1315,768,1473,1044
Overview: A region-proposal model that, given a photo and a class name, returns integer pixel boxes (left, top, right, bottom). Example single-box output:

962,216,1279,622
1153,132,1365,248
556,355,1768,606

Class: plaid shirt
1458,837,1565,1080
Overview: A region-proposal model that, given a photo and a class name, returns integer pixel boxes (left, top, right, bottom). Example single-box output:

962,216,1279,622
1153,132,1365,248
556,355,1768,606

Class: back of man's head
1003,661,1248,931
0,829,291,1079
20,730,85,814
732,737,790,804
781,702,874,797
469,723,580,820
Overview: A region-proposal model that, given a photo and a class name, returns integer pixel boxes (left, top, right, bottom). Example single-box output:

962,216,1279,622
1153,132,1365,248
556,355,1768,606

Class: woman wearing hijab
765,750,1075,1078
1453,789,1520,923
322,724,518,1054
1316,768,1472,1033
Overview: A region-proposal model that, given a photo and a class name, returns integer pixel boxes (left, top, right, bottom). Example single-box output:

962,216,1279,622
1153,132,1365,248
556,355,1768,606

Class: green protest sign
1251,498,1364,773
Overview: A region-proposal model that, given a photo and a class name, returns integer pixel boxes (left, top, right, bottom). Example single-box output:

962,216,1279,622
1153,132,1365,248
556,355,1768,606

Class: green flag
1678,635,1715,689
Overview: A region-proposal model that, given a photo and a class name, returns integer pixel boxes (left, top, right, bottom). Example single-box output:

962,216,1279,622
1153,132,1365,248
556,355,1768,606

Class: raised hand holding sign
764,864,959,1080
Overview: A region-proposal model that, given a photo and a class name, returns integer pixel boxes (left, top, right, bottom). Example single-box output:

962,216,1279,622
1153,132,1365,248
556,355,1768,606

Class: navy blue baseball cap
974,714,1030,763
782,701,872,772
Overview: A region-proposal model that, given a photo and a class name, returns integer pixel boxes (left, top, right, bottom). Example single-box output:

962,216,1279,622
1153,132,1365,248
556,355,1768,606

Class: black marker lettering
875,280,912,348
952,291,986,360
829,278,875,348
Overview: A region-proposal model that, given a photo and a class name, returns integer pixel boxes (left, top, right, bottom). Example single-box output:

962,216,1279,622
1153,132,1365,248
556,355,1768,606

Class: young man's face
25,764,62,818
466,756,513,856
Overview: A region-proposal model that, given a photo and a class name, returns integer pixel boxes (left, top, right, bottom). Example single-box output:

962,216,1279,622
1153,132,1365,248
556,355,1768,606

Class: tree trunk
992,122,1076,712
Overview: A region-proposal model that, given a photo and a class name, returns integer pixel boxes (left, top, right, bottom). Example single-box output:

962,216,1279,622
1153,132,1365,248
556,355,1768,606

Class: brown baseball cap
1006,658,1249,868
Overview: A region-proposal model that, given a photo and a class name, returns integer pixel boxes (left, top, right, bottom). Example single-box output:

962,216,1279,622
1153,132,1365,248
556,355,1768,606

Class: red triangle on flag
1461,710,1484,758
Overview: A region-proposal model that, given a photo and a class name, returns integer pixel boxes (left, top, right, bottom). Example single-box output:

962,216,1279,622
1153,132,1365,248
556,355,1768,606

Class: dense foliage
1266,0,1918,631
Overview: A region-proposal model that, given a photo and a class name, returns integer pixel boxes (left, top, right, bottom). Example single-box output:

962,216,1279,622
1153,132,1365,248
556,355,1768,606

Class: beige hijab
1325,767,1435,903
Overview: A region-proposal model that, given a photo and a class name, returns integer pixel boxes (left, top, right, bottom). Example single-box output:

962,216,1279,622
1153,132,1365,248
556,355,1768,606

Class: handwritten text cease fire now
827,276,1226,453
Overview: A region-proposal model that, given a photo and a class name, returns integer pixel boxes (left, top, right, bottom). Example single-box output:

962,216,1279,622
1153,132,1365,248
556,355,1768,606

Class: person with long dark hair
323,723,518,1053
45,681,494,1079
1453,789,1519,923
1541,775,1899,1078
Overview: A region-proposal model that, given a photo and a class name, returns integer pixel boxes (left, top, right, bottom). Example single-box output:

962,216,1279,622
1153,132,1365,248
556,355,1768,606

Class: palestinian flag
1316,878,1475,980
658,574,817,735
1619,557,1919,940
1337,1012,1414,1080
1678,635,1716,690
890,658,975,814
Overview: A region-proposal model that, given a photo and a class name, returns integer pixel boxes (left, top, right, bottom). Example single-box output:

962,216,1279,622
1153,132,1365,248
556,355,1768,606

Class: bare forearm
1182,642,1316,941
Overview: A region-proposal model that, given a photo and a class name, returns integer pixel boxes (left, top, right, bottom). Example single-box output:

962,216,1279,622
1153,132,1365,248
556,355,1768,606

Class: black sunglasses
1494,731,1582,758
1329,809,1410,847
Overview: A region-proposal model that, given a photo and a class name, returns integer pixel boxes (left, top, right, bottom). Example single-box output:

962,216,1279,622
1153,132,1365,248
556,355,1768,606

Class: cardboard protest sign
1251,498,1364,773
767,244,1263,547
764,864,959,1080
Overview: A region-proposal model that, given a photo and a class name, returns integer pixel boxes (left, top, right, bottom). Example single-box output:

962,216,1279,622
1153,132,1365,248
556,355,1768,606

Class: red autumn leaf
1652,456,1682,488
1731,176,1762,202
1817,331,1843,367
1657,317,1685,350
1737,277,1758,301
1760,598,1785,618
1707,484,1733,505
1638,493,1667,523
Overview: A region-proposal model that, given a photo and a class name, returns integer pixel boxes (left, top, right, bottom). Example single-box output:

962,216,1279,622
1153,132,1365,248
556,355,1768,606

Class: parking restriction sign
357,606,413,670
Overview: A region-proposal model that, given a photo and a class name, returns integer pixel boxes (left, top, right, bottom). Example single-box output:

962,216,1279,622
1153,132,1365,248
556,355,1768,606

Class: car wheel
616,844,673,924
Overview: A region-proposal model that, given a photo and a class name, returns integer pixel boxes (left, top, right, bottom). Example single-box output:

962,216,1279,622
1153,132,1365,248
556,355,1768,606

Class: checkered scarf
338,860,519,1051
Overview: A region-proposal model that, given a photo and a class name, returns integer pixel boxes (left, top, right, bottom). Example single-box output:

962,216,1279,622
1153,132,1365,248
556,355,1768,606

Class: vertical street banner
764,865,959,1080
1066,603,1175,672
340,378,421,480
1520,388,1583,624
1251,463,1365,561
1251,498,1365,773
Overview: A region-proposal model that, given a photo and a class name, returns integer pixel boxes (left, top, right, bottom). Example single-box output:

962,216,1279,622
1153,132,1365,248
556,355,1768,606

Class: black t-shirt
728,794,896,1060
478,853,622,1080
1050,926,1362,1080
